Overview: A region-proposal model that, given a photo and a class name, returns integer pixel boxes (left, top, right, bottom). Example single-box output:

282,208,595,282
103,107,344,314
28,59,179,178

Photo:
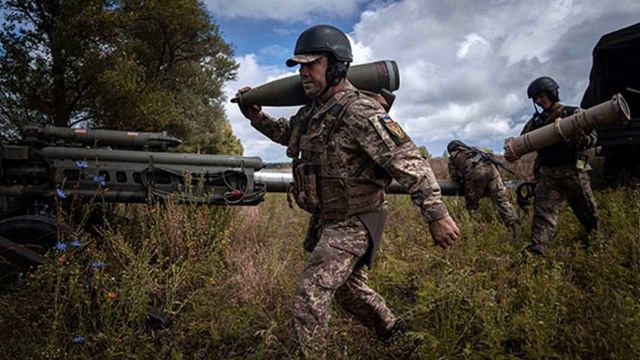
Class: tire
0,215,65,285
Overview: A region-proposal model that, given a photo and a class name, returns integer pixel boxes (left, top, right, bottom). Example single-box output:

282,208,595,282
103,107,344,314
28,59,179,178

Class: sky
208,0,640,162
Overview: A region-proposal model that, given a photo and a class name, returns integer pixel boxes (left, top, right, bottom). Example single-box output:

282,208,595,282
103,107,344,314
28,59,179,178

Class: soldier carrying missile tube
235,24,459,356
504,76,630,256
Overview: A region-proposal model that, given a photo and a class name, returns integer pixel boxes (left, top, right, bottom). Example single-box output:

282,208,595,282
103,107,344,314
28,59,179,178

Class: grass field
0,165,639,359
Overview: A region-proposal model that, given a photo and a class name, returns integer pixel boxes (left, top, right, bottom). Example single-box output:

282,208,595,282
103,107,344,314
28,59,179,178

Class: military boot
520,242,545,259
508,222,520,243
381,321,425,354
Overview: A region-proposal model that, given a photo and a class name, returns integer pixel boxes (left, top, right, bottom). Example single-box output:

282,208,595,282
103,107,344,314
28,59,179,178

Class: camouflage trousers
529,166,598,253
464,165,518,228
293,216,397,357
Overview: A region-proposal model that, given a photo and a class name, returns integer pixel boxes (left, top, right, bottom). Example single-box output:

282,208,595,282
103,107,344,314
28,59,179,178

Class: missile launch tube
254,171,463,196
37,147,265,169
233,60,400,107
504,94,631,160
25,125,183,149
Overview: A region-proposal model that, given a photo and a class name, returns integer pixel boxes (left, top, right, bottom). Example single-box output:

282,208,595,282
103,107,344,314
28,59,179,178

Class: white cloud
349,35,375,64
259,45,290,59
205,0,367,21
272,28,297,36
456,33,490,60
462,116,517,140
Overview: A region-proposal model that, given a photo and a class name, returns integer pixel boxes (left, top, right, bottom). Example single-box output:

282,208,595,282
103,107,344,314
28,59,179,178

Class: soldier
447,140,518,235
505,76,598,255
236,25,460,356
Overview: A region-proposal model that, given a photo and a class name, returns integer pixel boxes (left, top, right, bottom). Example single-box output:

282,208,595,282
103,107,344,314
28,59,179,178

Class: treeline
0,0,241,154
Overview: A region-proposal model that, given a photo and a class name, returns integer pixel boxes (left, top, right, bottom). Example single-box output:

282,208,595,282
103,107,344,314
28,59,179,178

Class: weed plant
0,186,638,359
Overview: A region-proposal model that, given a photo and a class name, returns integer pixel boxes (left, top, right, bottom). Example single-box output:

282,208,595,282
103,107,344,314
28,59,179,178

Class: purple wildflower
55,241,67,251
91,261,105,270
70,239,81,248
74,160,88,169
56,186,67,199
92,175,106,186
72,335,85,344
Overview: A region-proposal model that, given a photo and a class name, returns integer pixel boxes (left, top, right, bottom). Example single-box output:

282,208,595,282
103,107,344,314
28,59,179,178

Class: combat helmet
286,25,352,86
527,76,560,101
447,140,467,154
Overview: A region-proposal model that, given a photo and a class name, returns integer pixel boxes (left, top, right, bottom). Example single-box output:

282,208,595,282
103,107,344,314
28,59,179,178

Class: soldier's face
299,55,328,98
533,93,554,110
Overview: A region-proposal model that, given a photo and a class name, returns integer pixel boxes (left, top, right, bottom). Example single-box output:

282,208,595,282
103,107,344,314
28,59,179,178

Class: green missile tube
232,60,400,107
23,125,183,149
37,147,264,169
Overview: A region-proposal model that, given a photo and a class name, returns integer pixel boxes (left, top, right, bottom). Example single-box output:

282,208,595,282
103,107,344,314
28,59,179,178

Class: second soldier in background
447,140,518,237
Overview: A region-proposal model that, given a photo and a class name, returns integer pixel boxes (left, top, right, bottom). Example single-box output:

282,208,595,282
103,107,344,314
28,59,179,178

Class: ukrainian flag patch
381,115,406,140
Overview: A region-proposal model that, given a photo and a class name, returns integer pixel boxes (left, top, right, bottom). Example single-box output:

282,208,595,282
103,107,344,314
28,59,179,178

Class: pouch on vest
318,177,385,220
291,158,320,213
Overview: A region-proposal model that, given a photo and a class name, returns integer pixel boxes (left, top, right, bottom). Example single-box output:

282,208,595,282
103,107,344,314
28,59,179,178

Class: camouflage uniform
250,81,449,355
521,102,598,254
448,148,518,229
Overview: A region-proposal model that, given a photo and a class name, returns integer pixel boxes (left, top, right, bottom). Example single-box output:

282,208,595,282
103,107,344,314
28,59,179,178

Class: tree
0,0,241,154
417,145,431,159
92,0,241,154
0,0,121,131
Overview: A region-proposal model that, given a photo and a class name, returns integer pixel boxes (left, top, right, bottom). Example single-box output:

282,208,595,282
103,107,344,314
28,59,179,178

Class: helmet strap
532,100,541,114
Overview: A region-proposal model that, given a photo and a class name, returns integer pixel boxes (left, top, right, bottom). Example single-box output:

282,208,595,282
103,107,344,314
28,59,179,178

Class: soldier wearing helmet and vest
447,140,518,236
506,76,598,255
236,24,459,356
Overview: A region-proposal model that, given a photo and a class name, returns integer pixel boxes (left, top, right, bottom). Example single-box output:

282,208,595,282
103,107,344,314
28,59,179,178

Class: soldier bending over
447,140,518,236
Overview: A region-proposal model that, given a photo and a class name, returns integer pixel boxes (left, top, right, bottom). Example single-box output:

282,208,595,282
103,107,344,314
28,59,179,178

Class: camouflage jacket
250,81,449,223
447,148,498,185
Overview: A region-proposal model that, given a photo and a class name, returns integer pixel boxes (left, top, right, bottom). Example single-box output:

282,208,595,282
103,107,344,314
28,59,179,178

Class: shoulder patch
378,115,410,145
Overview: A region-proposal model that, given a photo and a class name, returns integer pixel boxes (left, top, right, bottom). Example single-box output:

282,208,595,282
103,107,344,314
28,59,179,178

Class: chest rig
534,104,585,168
287,90,385,220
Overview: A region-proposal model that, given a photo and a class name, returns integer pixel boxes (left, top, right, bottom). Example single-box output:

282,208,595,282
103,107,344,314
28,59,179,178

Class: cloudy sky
206,0,640,162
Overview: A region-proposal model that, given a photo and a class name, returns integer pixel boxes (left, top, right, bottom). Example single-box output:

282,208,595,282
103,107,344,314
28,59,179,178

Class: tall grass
0,185,638,358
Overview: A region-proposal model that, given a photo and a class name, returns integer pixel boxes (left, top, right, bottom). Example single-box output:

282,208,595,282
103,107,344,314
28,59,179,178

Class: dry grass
0,159,638,359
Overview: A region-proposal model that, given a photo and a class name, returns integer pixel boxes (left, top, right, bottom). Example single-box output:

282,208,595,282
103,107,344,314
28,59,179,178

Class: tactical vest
529,105,585,167
288,90,385,220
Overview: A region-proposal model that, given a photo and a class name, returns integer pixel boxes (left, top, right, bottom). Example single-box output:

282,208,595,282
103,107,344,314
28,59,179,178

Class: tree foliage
417,145,432,159
0,0,241,154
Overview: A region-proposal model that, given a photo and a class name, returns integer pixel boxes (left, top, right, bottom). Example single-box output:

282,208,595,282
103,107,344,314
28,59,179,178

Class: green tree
0,0,121,131
417,145,431,159
0,0,241,154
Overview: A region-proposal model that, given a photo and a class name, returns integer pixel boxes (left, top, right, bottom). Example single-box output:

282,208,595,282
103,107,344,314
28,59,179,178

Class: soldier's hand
429,215,460,249
504,151,517,163
235,86,263,122
503,139,518,163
